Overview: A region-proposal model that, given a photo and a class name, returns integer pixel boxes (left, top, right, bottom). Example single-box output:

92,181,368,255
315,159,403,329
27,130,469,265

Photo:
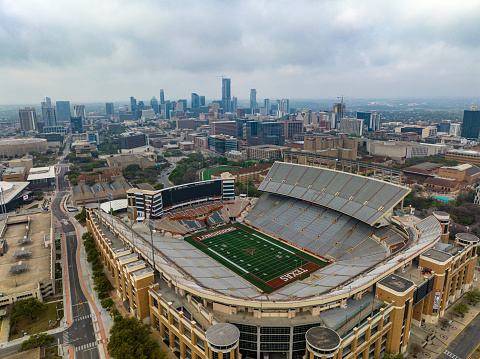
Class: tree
101,298,114,309
382,352,403,359
11,298,45,324
465,287,480,305
410,343,423,358
19,333,55,351
75,206,87,224
94,275,114,293
154,183,164,190
107,317,166,359
453,303,470,317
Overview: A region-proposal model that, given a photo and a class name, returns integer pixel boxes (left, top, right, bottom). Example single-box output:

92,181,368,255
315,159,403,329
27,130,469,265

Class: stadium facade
86,163,478,359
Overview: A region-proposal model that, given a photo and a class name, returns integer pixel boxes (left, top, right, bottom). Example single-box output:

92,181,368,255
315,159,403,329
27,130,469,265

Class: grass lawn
27,204,39,209
202,166,239,180
9,302,63,340
185,223,329,293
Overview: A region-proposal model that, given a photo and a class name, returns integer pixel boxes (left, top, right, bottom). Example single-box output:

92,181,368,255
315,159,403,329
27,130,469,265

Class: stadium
86,162,478,359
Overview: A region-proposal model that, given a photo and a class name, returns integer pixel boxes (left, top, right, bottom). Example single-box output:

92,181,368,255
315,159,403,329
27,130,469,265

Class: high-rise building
42,105,56,127
333,102,346,127
130,96,137,113
222,77,232,113
340,118,363,136
73,105,86,121
45,97,51,107
450,123,462,137
250,89,257,110
55,101,71,123
70,116,83,133
106,102,114,115
19,107,37,132
264,99,270,115
160,89,165,105
191,93,200,109
200,96,206,107
232,96,238,112
278,99,289,113
150,97,159,114
357,111,380,132
461,107,480,139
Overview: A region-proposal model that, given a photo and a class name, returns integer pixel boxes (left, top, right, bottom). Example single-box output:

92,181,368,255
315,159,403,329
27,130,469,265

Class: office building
191,93,200,109
105,102,114,115
445,149,480,166
150,97,159,114
70,116,83,133
55,101,71,122
73,105,86,121
222,77,232,112
340,118,364,136
119,132,147,149
208,135,237,154
130,96,137,113
211,121,238,137
232,96,237,112
18,107,37,132
395,125,437,138
450,123,461,137
159,89,165,105
42,105,56,127
264,99,270,115
0,138,47,157
436,122,451,134
279,120,304,139
278,99,290,113
250,89,257,109
357,111,380,131
461,107,480,139
243,121,285,146
200,95,206,106
367,140,449,160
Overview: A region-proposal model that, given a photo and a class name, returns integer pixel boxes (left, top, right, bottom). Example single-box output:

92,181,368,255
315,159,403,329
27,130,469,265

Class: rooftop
421,248,452,263
378,274,415,293
306,327,341,350
27,166,55,180
3,166,25,176
0,213,52,297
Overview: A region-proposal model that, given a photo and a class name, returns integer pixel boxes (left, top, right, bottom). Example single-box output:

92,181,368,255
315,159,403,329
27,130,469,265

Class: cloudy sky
1,0,480,105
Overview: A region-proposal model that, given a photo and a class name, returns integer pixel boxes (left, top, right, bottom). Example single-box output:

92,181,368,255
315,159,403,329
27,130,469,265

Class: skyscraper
70,116,83,133
45,97,51,107
333,102,345,122
264,99,270,115
73,105,86,120
150,97,159,114
250,89,257,110
222,77,231,113
356,111,380,132
19,107,37,132
461,107,480,139
42,104,56,127
130,96,137,113
106,102,114,115
200,96,206,107
160,89,165,105
56,101,71,122
191,93,200,109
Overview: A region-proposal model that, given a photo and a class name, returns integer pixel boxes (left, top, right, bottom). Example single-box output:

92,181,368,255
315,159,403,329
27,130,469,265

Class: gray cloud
0,0,479,104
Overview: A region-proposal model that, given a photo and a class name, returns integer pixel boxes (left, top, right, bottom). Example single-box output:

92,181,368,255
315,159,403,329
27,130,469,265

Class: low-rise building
72,180,132,206
2,166,27,182
72,140,97,156
210,163,272,185
445,149,480,166
27,166,56,190
367,140,450,160
106,154,155,169
246,144,288,160
437,164,480,186
0,138,48,158
9,158,33,173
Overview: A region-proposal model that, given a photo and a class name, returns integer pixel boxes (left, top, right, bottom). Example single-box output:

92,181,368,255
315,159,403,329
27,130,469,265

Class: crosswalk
74,313,92,321
75,342,97,352
443,350,461,359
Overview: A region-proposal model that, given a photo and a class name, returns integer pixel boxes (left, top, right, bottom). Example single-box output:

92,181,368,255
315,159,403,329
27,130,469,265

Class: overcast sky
1,0,480,105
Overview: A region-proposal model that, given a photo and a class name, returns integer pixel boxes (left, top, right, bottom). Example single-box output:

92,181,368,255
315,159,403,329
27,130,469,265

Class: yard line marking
208,248,248,273
250,233,295,254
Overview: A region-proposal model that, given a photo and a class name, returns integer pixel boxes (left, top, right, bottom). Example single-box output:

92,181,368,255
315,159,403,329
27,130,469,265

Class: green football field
185,223,329,293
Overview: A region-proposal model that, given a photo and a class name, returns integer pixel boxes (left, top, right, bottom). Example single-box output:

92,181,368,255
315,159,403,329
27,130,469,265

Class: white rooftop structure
27,166,55,181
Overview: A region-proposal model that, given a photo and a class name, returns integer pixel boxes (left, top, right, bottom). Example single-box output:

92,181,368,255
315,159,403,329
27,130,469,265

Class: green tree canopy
11,298,45,324
19,333,55,351
107,317,166,359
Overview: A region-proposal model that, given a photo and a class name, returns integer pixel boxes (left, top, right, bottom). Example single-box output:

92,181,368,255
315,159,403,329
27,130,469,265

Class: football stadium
86,162,478,359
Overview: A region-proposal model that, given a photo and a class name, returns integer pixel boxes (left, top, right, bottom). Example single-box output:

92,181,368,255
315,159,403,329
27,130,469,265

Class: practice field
202,166,239,180
185,223,329,293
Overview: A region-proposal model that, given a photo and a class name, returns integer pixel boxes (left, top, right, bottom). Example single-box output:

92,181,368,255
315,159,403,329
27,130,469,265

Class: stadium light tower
148,219,156,269
127,207,135,252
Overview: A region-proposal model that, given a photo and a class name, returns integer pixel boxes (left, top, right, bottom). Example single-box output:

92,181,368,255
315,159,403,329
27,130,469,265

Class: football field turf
185,223,329,293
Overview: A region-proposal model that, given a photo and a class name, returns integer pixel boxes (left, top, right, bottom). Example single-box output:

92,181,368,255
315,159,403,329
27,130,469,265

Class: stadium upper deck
258,162,410,226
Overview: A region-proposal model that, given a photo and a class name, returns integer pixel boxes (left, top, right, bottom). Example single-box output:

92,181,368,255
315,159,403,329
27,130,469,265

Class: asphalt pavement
438,312,480,359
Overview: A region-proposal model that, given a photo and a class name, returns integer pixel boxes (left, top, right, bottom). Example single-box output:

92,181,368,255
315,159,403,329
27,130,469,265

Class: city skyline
1,0,480,105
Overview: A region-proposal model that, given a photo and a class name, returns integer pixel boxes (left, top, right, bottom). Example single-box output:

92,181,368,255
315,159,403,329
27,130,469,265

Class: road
439,312,480,359
53,165,100,358
158,163,175,189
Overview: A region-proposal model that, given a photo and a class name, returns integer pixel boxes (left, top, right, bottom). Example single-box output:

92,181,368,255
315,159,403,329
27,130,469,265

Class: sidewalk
411,273,480,357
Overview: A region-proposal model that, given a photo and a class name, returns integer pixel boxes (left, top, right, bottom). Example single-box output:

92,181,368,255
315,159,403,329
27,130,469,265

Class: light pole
127,207,135,252
108,193,114,231
148,219,156,270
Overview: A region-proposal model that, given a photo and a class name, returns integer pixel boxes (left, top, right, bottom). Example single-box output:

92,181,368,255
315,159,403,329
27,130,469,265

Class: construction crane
337,95,353,106
335,95,353,119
